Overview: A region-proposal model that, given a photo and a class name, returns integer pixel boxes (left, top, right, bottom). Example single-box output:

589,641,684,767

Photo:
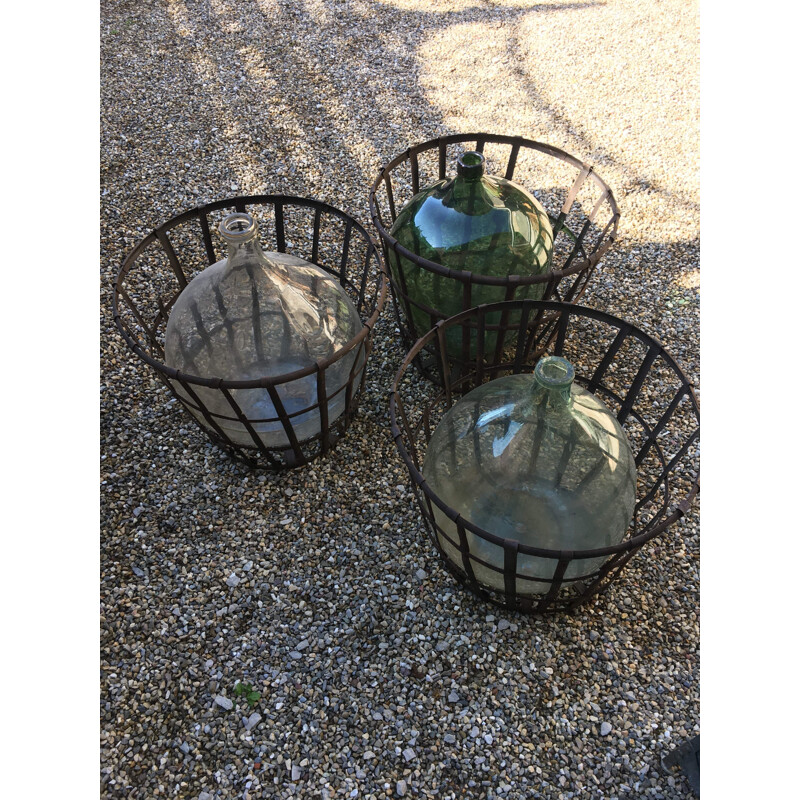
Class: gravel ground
100,1,700,798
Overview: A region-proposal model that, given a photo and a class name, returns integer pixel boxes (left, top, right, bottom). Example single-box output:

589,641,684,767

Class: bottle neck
456,151,485,183
226,237,265,269
533,356,575,408
218,212,266,270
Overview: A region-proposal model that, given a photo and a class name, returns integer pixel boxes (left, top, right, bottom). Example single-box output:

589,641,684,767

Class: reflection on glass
388,151,553,355
165,213,363,447
422,356,637,594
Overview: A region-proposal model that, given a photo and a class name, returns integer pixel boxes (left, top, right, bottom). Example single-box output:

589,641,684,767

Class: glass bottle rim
456,150,485,179
534,356,575,389
219,212,258,243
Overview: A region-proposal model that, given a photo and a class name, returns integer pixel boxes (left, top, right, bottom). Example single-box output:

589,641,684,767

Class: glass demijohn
388,151,554,353
164,212,364,448
422,356,637,594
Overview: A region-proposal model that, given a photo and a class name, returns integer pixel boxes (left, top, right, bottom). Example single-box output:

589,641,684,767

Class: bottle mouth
534,356,575,389
219,212,258,243
456,151,485,180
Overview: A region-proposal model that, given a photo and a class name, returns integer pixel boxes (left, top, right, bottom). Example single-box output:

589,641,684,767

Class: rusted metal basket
389,300,699,614
370,133,620,381
113,194,387,470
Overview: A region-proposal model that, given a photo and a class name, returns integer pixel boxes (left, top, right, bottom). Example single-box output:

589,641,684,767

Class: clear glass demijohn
164,212,364,448
422,356,637,594
388,151,554,354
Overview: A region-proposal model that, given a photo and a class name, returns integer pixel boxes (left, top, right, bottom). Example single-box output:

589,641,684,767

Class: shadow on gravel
155,0,613,218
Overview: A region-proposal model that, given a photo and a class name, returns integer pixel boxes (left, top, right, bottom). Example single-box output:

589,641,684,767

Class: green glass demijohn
388,151,554,355
164,212,364,449
422,356,637,594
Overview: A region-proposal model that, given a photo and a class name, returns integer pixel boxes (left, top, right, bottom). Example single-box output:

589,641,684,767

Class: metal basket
369,133,620,380
389,300,699,614
113,194,387,470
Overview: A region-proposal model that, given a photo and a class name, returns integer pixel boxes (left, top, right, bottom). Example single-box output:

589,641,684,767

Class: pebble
101,2,699,799
244,712,261,731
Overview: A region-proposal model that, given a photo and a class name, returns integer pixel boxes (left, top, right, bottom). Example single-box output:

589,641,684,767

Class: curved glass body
388,151,553,354
165,212,364,447
422,356,637,594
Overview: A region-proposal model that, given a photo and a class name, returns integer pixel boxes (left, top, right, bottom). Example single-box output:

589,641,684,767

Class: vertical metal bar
590,214,620,257
410,152,420,196
460,278,473,367
491,284,518,368
436,323,453,409
633,385,691,467
385,174,397,223
316,366,330,454
174,377,229,443
504,143,520,180
551,167,591,243
265,383,304,462
513,302,533,374
339,221,353,284
562,220,591,274
393,391,420,471
117,287,159,352
503,540,519,608
535,555,571,612
618,345,660,424
522,303,549,362
561,167,591,215
199,212,216,265
553,308,570,356
391,242,419,341
155,228,188,289
311,206,322,264
475,310,486,386
455,517,478,585
588,326,629,393
587,190,607,223
218,386,272,456
274,202,286,253
357,244,372,312
570,550,636,610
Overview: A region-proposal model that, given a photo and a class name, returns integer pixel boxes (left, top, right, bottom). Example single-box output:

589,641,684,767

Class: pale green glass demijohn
422,356,637,594
388,151,554,355
164,212,364,448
